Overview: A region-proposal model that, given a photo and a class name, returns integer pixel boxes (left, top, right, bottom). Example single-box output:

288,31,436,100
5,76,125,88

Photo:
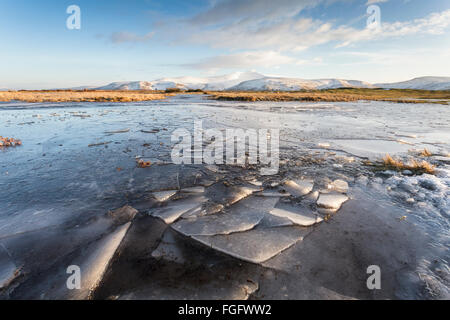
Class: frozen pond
0,95,449,299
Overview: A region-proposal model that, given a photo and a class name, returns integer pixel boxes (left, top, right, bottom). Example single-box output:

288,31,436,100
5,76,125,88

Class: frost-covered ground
0,95,448,299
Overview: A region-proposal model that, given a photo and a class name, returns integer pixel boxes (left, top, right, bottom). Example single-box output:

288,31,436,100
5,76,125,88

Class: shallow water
0,95,449,298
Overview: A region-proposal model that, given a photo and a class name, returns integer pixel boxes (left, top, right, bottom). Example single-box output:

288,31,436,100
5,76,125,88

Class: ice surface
0,245,18,289
152,190,178,202
0,96,448,298
330,139,412,158
329,180,349,193
255,191,291,197
180,186,205,194
317,193,349,211
258,213,294,228
172,196,278,236
220,186,261,206
192,226,310,264
67,222,131,299
151,229,187,263
270,203,323,227
108,206,138,225
283,179,314,197
149,196,207,224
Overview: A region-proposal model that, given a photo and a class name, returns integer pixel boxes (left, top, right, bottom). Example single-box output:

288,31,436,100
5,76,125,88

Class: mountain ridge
73,74,450,91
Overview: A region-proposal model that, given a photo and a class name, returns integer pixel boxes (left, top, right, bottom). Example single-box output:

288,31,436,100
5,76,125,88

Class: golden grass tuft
382,154,435,175
137,159,152,168
420,148,433,157
0,136,22,147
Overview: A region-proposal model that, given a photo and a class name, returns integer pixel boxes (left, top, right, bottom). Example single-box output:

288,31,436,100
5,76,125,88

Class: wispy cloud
147,0,450,73
110,31,155,44
180,51,300,71
189,0,330,26
366,0,388,5
182,8,450,51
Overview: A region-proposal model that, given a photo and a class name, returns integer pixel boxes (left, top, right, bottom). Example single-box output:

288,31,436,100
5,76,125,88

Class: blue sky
0,0,449,89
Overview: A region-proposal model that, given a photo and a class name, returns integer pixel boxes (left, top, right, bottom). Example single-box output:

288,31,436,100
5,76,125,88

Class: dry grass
0,90,170,103
137,159,152,168
419,148,433,157
381,154,436,175
0,136,22,147
207,88,450,105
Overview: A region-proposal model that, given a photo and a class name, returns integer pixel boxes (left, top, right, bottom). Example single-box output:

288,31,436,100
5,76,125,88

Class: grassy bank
207,88,450,104
1,88,449,104
0,90,170,103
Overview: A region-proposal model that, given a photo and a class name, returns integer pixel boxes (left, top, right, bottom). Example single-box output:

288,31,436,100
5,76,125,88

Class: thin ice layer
270,203,323,226
172,196,279,236
149,196,207,224
283,179,314,197
192,226,310,264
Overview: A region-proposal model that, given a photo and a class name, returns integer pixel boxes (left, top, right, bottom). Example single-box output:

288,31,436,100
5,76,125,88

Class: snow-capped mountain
95,81,156,90
72,73,450,91
93,72,265,91
375,77,450,90
229,77,374,91
155,71,265,91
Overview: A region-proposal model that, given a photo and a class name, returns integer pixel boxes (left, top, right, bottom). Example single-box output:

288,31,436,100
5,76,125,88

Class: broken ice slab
270,203,323,227
201,202,225,215
205,165,227,173
316,193,349,212
149,196,207,224
305,190,319,202
104,128,130,134
67,222,132,300
318,142,331,148
197,179,217,187
221,186,261,207
180,186,205,194
192,226,310,264
108,206,138,225
172,197,279,236
151,229,187,263
248,180,263,187
328,179,349,193
181,202,224,219
255,191,291,197
151,190,178,202
258,213,294,228
0,244,19,289
282,179,314,197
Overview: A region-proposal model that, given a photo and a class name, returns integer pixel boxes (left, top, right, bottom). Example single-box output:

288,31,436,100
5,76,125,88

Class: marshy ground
207,88,450,105
1,88,449,104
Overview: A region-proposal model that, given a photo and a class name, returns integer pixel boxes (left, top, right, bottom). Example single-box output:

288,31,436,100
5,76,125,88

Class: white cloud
182,9,450,51
189,0,330,26
366,0,388,5
151,1,450,74
110,32,154,44
181,51,299,71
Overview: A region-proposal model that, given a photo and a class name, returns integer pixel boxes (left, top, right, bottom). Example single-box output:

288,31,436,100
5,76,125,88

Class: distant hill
375,77,450,90
92,71,266,91
69,74,450,92
229,77,374,91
